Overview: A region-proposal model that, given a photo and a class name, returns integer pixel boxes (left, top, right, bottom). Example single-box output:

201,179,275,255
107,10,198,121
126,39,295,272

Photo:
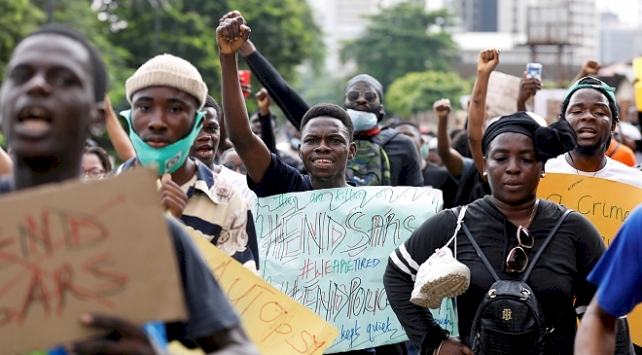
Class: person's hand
216,16,251,55
437,337,474,355
103,94,116,118
256,88,271,116
580,59,600,77
433,98,452,120
69,313,163,355
160,173,187,218
477,48,500,75
517,71,542,106
219,10,243,23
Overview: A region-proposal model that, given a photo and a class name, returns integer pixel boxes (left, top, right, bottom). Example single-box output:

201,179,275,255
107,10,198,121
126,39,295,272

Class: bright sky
597,0,639,26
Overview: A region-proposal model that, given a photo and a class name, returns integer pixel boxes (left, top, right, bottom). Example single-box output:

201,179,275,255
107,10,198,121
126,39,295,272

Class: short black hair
559,77,619,124
301,103,354,141
26,24,107,103
204,95,221,119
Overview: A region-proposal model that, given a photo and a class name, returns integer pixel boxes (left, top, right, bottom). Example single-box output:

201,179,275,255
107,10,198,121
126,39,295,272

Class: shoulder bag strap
521,209,573,281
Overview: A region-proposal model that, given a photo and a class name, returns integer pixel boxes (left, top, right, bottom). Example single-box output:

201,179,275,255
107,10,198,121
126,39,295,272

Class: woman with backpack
384,112,607,355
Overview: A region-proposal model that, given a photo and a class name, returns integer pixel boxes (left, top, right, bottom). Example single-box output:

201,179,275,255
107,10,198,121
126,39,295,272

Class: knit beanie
125,54,208,109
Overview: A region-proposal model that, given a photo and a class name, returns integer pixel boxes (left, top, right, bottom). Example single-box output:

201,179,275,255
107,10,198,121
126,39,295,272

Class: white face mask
346,109,378,132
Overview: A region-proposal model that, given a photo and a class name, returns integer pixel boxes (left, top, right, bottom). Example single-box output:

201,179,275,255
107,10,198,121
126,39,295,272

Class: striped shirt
114,158,258,272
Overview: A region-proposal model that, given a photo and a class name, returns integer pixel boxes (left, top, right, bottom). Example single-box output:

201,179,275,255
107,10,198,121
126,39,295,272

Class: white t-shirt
545,154,642,188
218,166,257,207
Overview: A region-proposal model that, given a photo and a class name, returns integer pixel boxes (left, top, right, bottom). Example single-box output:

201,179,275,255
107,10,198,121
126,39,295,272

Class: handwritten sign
254,186,443,352
537,173,642,345
0,169,186,355
184,231,339,355
487,71,521,117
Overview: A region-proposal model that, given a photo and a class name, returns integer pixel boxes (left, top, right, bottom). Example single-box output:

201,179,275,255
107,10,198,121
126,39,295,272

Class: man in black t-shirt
0,24,257,354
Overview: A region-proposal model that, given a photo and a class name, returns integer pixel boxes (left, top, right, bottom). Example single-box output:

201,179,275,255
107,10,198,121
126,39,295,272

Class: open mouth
312,158,333,165
16,106,53,135
195,145,213,157
578,127,597,138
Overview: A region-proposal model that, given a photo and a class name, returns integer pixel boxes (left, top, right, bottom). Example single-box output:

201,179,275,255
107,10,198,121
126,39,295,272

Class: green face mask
120,109,205,175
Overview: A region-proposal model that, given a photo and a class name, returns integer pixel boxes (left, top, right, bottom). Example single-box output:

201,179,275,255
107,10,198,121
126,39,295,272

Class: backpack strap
460,219,501,282
371,127,399,146
521,209,573,281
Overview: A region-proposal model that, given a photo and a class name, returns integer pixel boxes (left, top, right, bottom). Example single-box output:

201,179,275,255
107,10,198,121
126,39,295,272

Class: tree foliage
341,2,458,90
0,0,44,80
386,70,470,118
97,0,323,100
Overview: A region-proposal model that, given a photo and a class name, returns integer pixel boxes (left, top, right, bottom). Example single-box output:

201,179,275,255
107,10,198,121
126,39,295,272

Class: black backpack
457,208,572,355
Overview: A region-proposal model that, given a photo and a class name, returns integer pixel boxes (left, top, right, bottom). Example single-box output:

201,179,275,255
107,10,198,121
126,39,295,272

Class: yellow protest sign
537,173,642,345
186,231,339,355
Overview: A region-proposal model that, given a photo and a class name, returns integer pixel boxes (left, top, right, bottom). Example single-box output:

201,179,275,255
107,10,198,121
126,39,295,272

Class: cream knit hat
125,54,208,109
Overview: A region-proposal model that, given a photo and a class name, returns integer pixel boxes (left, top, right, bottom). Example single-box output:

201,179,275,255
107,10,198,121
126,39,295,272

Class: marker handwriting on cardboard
0,198,129,329
255,186,444,352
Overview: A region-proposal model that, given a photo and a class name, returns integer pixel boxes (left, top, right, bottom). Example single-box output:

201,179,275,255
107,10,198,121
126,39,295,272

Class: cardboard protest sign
185,231,339,355
537,173,642,345
0,169,186,355
487,72,521,117
533,89,566,123
254,187,444,352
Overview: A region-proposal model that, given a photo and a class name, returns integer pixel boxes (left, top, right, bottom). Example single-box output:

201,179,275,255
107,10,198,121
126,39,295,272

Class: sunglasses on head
346,90,378,102
506,225,535,273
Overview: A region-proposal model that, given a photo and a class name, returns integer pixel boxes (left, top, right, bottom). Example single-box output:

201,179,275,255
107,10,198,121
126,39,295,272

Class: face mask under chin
120,110,205,175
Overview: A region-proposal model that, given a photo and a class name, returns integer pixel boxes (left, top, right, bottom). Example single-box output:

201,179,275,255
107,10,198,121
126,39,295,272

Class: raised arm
217,16,272,185
434,99,464,177
573,59,600,83
468,48,500,179
254,88,279,154
217,10,311,131
517,71,542,112
104,94,136,161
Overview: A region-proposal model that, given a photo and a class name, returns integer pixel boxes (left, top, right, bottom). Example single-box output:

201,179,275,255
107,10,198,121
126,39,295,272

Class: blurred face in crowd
190,107,220,167
395,124,423,152
219,149,246,174
81,152,106,180
1,34,98,163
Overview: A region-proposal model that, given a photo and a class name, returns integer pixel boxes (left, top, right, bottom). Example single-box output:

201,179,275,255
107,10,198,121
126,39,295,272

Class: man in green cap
545,76,642,188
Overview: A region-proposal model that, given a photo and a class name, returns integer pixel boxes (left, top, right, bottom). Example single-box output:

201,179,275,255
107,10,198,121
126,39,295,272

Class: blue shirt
587,204,642,317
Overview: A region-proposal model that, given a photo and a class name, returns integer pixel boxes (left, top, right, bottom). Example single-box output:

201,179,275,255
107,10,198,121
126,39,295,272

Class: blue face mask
120,110,205,175
346,109,378,132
